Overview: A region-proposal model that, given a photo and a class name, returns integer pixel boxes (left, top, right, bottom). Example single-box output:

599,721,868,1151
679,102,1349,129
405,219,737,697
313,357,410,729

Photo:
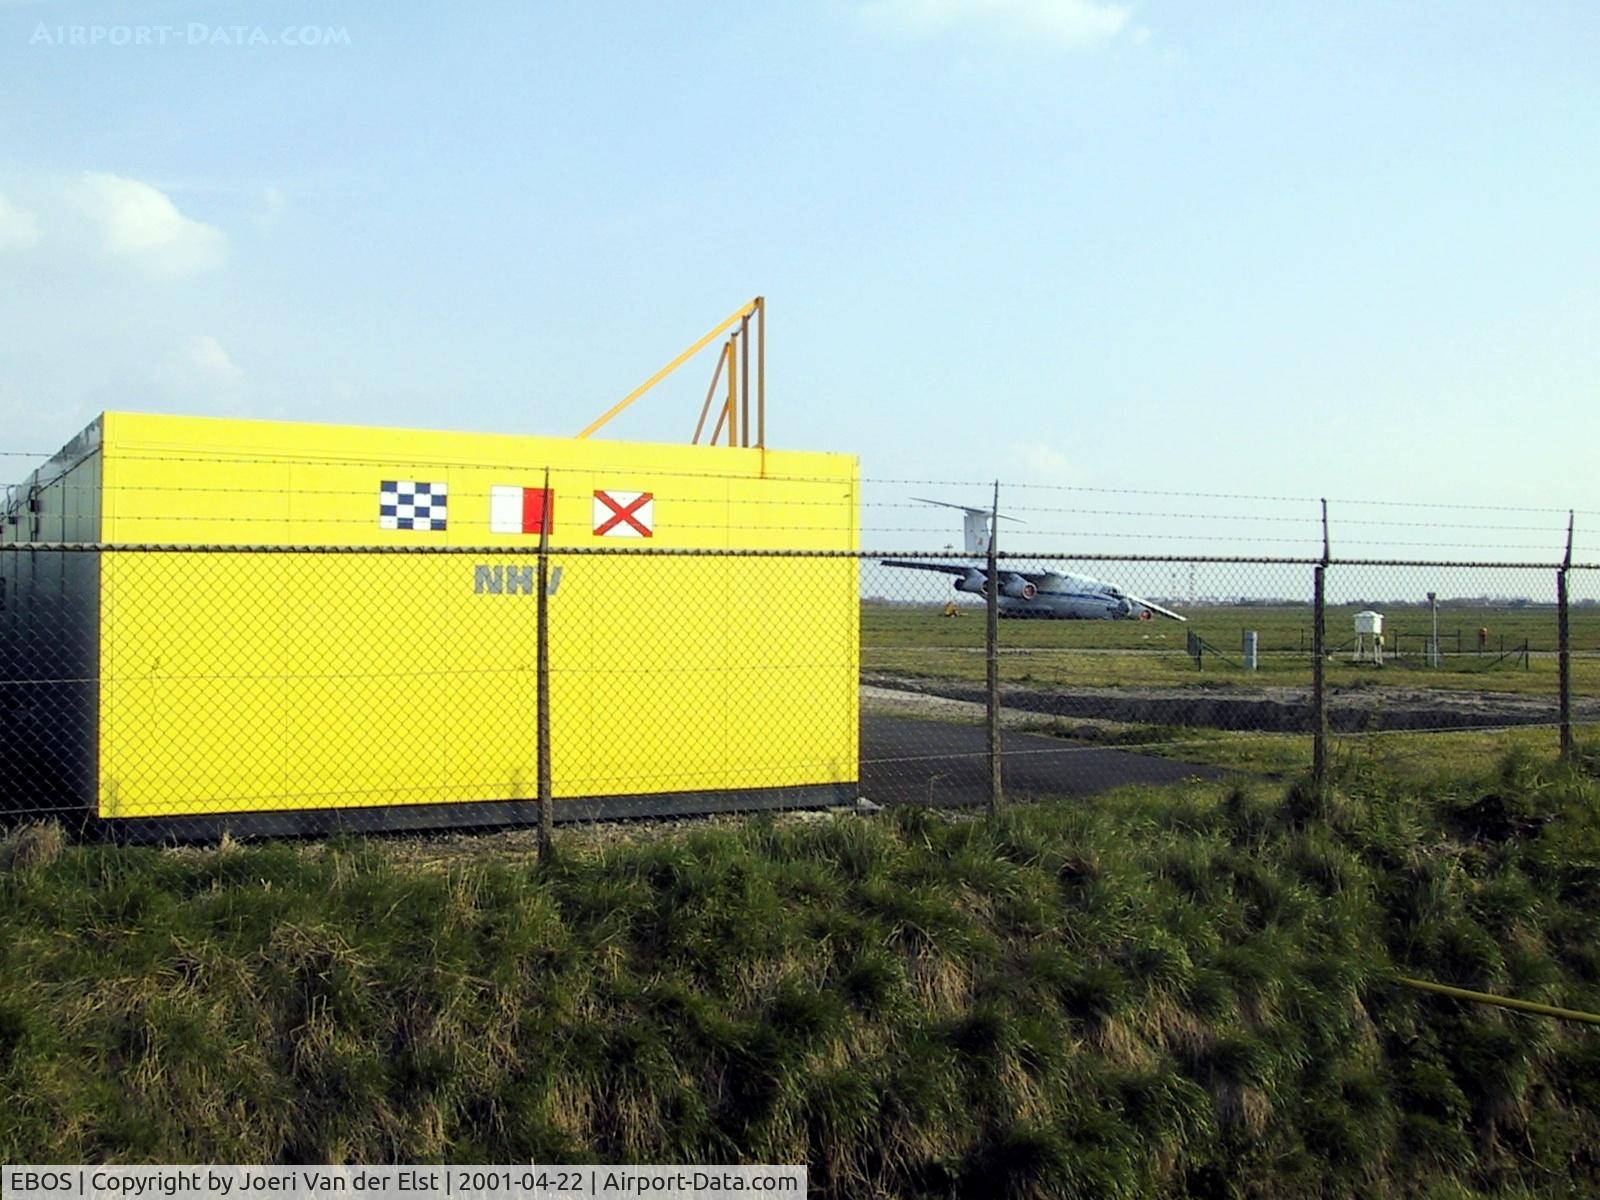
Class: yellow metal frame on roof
578,297,766,448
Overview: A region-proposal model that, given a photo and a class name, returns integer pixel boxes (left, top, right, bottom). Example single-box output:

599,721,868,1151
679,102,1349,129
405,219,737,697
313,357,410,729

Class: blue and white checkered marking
379,480,448,531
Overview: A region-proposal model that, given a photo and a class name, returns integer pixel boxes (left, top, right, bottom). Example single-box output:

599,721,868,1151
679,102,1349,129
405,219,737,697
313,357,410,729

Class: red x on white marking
593,489,655,537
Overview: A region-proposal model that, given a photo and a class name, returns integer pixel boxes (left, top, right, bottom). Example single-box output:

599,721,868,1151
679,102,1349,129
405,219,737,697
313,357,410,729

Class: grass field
4,750,1600,1196
1015,719,1600,784
863,602,1600,697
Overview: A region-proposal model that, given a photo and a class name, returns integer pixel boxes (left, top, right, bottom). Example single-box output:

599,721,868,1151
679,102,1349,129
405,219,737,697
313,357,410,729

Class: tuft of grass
0,821,65,873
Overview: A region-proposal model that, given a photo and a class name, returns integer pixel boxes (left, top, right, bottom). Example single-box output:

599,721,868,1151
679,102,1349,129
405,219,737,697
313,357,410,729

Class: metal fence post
1559,568,1573,761
1312,564,1328,789
1558,511,1575,762
537,466,554,860
986,481,1003,814
1311,498,1330,790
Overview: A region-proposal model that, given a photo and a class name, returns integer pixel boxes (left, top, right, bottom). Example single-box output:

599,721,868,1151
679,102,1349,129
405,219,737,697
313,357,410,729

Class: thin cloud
860,0,1133,50
69,171,227,276
0,190,41,250
149,335,248,414
258,184,286,231
184,335,244,387
1012,440,1078,483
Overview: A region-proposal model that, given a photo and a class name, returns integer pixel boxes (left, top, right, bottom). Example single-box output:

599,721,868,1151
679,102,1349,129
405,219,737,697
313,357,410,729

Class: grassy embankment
5,750,1600,1197
863,603,1600,697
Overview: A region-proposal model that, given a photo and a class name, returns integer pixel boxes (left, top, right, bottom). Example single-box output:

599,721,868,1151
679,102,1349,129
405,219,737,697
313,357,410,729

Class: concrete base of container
84,782,860,845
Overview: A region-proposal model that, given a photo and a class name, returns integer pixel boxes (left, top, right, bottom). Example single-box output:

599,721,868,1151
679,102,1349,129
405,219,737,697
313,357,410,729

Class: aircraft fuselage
949,568,1147,620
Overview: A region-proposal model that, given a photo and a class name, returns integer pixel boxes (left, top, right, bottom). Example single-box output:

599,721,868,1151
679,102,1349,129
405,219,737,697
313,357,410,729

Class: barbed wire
988,508,1574,534
0,517,1565,553
959,530,1568,552
865,477,1321,503
865,502,1321,524
24,448,860,487
865,476,1600,516
6,481,855,503
5,450,1594,514
4,445,1595,514
4,448,1593,555
2,479,1581,537
3,541,1596,569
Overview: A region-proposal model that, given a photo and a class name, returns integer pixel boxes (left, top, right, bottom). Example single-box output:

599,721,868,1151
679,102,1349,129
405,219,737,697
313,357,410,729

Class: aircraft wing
1124,592,1187,622
881,561,1066,584
879,560,976,576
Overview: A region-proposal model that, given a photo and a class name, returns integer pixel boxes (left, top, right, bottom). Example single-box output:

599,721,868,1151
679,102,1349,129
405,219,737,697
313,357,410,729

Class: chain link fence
3,538,1595,843
867,553,1596,806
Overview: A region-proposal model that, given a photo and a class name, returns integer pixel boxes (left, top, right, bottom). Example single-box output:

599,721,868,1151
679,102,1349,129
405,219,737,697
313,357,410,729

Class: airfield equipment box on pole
1,412,860,839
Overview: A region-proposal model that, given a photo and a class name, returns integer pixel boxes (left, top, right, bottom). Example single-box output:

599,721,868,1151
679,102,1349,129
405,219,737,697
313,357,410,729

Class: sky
1,0,1597,564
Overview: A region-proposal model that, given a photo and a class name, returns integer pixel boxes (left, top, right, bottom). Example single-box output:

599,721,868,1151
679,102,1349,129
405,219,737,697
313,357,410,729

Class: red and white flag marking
593,489,654,538
490,485,554,535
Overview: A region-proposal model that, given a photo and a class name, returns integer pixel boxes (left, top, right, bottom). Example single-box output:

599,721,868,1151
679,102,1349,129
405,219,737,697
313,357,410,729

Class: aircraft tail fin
962,509,990,556
910,496,1024,556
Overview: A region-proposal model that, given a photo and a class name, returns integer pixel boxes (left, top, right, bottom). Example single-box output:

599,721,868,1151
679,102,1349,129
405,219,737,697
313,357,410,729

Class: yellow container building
0,412,860,838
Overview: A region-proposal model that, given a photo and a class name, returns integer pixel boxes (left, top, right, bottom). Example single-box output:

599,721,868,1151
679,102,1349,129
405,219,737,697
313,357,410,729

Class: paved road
860,714,1226,808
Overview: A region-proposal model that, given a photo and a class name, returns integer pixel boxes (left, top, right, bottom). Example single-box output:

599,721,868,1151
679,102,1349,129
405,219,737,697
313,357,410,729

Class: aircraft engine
953,571,1036,600
954,570,988,595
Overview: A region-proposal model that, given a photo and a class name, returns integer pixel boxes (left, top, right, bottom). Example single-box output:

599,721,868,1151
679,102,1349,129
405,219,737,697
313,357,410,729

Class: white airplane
882,498,1186,622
